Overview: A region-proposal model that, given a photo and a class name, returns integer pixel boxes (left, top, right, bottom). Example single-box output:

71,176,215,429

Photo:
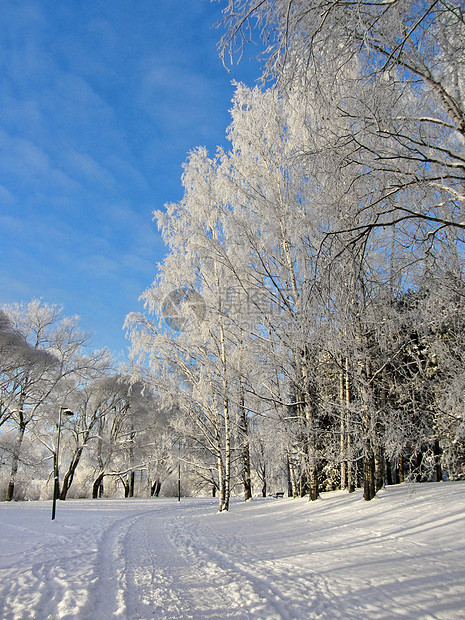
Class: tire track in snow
122,511,190,618
122,509,263,619
80,504,263,619
166,513,347,620
80,509,154,619
166,514,305,619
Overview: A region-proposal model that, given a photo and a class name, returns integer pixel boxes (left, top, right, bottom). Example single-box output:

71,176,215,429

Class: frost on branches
126,65,465,506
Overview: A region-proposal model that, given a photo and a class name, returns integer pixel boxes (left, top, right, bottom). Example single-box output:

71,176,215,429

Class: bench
272,491,285,499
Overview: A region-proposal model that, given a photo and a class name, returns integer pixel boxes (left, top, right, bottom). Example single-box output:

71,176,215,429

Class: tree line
126,0,465,510
0,301,175,501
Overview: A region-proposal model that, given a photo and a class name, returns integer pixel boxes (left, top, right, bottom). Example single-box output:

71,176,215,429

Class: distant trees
0,300,90,501
0,300,169,501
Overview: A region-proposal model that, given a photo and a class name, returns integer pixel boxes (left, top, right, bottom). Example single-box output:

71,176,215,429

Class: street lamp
51,405,73,521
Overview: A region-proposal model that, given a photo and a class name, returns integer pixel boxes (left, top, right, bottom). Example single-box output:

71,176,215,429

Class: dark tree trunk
344,358,355,494
238,382,252,501
259,461,267,497
6,480,15,502
375,445,385,492
299,469,308,497
414,451,423,482
287,457,292,497
339,362,347,490
363,447,376,501
6,422,26,501
60,447,84,500
308,464,319,502
433,440,442,482
121,476,130,497
92,472,105,499
301,348,319,502
60,470,74,501
399,454,405,483
150,479,161,497
287,452,298,498
261,462,267,497
347,463,355,493
386,460,394,485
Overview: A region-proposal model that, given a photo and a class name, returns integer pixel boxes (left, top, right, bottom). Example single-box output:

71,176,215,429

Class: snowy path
80,504,271,619
0,483,465,619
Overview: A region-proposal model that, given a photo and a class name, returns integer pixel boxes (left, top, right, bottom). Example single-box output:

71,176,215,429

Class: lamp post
52,406,73,521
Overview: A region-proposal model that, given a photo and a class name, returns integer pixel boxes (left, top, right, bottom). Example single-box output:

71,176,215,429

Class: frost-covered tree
77,376,163,499
0,310,52,429
220,0,465,245
1,300,90,501
127,84,335,503
128,33,465,504
217,0,465,497
126,158,241,510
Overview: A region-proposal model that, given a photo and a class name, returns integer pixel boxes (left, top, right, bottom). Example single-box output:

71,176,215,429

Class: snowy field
0,483,464,619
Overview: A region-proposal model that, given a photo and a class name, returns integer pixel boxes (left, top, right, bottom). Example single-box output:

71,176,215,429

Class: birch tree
220,0,465,246
127,148,242,510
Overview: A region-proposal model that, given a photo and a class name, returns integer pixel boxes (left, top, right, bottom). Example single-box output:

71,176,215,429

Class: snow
0,483,464,619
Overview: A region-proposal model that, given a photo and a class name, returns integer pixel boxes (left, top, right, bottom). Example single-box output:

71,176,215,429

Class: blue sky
0,0,261,359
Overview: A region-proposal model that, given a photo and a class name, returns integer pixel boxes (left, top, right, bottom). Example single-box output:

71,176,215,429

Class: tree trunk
260,461,267,497
358,352,376,501
92,472,105,499
433,440,442,482
415,450,426,482
287,450,298,498
363,445,376,501
386,460,394,485
213,262,231,513
339,364,346,490
214,401,225,511
128,428,136,497
239,384,252,501
299,468,307,497
60,447,84,500
151,479,161,497
399,453,405,483
375,444,385,492
308,462,319,502
216,439,226,511
60,469,73,501
6,422,26,501
120,476,130,497
301,347,319,502
345,358,355,493
93,432,105,498
217,317,231,512
217,454,225,511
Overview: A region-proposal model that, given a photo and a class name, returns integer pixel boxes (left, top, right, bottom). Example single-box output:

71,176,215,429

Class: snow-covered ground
0,483,464,619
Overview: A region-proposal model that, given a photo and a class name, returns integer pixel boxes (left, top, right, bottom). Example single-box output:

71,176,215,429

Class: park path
78,499,328,619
